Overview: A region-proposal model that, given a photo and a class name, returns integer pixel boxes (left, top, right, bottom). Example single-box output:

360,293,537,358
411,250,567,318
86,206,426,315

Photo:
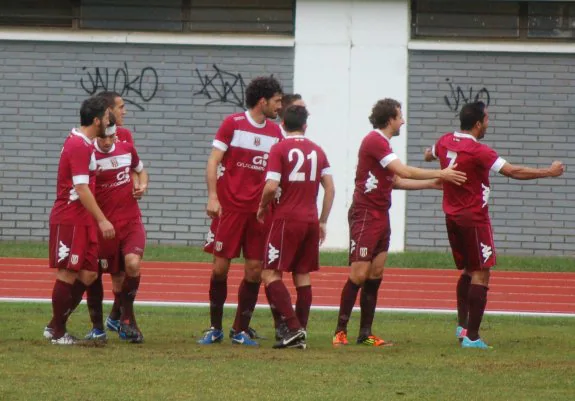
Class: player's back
435,132,503,225
269,136,330,222
94,141,142,222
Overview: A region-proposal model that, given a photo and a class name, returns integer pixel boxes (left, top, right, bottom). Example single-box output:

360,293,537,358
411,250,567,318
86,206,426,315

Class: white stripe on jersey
491,157,507,173
96,154,132,171
380,153,398,168
230,130,279,153
134,161,144,173
266,171,281,181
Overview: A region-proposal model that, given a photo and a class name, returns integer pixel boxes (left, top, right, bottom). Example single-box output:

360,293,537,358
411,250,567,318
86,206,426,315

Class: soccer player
333,98,467,347
199,77,284,346
96,91,134,144
44,96,114,345
258,105,335,349
84,116,149,343
424,101,564,349
277,93,306,138
267,93,307,339
85,91,142,338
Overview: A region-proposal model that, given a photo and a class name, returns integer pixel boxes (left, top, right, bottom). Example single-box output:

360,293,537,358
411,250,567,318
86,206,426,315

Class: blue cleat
461,336,491,349
197,327,224,344
231,331,259,346
106,316,120,332
455,326,467,343
85,328,107,341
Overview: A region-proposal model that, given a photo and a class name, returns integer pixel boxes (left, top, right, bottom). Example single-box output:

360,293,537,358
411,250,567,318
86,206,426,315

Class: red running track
1,258,574,316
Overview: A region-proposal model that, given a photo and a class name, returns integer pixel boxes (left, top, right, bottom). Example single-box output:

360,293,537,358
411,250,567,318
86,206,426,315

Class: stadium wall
294,0,410,251
0,39,294,245
405,49,575,256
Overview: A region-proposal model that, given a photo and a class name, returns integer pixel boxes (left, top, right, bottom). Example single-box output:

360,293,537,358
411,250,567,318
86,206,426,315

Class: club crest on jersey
254,136,261,147
111,158,119,168
70,254,79,265
359,247,368,258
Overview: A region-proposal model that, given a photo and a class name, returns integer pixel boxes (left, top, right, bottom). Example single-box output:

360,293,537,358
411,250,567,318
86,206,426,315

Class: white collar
454,131,478,142
71,128,93,145
280,125,287,138
284,134,306,139
245,111,266,129
94,140,115,154
374,129,391,143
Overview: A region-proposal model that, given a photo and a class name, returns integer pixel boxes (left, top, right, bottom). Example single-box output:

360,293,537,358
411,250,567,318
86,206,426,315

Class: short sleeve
265,144,283,182
213,116,235,152
366,135,397,169
478,144,506,173
130,145,144,173
320,148,332,177
69,143,92,185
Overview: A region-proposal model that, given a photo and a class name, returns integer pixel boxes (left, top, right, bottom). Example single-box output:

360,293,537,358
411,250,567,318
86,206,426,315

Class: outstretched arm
386,159,466,186
393,176,442,190
499,161,564,180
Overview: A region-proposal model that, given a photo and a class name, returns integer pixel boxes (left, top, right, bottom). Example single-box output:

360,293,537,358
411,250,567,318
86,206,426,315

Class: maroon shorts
98,218,146,274
204,210,269,261
446,217,496,271
263,219,320,274
348,207,390,264
49,224,98,272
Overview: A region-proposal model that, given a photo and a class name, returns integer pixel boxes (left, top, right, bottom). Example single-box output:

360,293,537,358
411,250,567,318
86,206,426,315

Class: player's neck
79,126,97,140
379,127,395,140
460,129,479,139
247,108,266,125
285,130,304,137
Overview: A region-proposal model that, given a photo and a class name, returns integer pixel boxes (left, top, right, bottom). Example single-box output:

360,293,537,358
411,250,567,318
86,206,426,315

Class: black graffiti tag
80,62,158,111
194,64,245,108
444,78,490,112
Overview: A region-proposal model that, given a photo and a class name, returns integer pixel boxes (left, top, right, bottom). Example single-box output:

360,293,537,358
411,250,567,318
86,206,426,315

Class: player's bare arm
319,174,335,245
386,159,467,186
393,176,442,190
133,168,149,199
499,160,565,180
257,179,279,223
75,183,115,239
205,147,226,218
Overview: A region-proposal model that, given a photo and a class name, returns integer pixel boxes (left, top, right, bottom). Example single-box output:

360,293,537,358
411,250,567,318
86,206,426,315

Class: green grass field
1,240,574,272
1,304,574,401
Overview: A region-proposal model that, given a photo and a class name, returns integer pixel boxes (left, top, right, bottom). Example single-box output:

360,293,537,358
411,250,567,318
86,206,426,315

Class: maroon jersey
49,129,97,225
351,130,398,211
433,132,506,225
266,135,331,222
116,126,134,144
94,141,143,222
213,111,283,212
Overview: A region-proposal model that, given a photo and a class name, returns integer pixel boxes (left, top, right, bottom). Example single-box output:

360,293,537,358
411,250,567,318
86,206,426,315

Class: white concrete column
294,0,410,251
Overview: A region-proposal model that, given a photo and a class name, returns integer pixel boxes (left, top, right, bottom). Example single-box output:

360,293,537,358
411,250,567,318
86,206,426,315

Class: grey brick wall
0,41,293,245
407,51,575,256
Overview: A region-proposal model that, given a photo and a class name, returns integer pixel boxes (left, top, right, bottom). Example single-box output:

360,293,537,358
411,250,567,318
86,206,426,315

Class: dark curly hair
369,98,401,129
245,76,283,108
96,91,122,108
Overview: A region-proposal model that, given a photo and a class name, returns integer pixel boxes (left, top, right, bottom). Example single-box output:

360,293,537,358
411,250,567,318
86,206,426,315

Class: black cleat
273,328,306,349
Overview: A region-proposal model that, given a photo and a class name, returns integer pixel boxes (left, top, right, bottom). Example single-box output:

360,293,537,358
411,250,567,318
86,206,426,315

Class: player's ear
302,123,308,133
